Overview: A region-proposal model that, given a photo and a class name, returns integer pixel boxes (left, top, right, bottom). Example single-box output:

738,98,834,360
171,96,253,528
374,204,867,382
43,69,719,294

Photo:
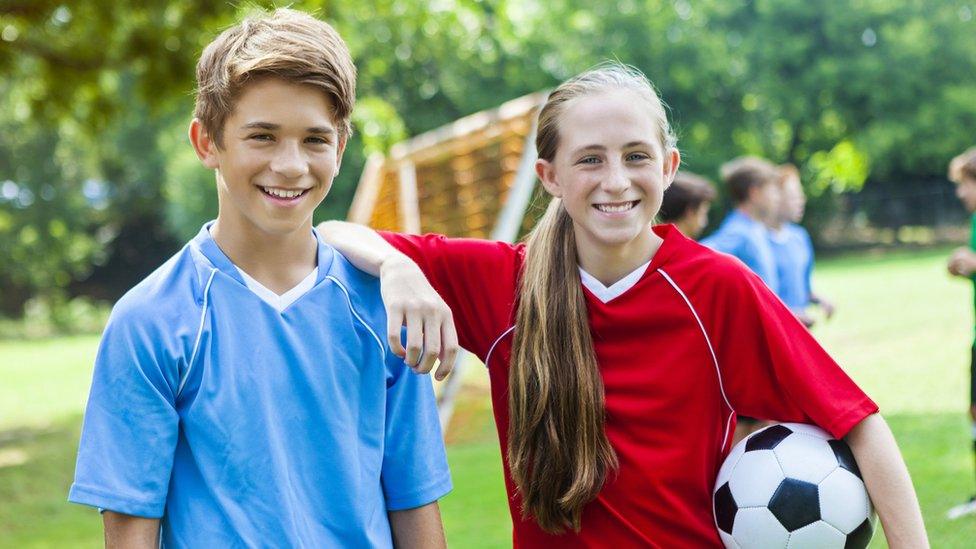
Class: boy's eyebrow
240,122,336,134
306,126,336,135
241,121,279,131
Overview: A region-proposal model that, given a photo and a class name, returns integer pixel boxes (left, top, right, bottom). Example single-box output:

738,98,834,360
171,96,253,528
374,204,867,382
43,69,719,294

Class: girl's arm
318,221,458,381
845,413,928,548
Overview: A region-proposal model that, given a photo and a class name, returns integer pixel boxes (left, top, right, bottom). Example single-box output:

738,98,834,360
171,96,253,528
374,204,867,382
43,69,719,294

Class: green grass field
2,247,975,547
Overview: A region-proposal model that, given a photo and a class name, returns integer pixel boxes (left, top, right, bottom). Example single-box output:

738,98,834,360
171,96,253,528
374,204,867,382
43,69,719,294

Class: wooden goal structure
346,90,549,429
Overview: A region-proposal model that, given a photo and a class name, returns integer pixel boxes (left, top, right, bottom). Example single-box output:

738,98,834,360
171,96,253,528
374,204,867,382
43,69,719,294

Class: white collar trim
235,266,318,312
579,259,652,303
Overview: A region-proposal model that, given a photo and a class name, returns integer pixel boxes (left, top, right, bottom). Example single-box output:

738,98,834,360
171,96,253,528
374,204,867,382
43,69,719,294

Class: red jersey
381,224,877,548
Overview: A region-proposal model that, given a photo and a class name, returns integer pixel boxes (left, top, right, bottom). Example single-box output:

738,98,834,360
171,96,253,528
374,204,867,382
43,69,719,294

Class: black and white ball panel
713,422,875,549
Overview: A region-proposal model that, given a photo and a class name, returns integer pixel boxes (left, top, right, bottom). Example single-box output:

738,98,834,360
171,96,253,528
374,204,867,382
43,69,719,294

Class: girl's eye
627,152,651,162
578,156,601,165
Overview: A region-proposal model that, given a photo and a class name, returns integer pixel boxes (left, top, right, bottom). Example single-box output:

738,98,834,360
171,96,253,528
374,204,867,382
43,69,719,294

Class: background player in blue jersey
768,163,835,328
657,170,716,239
68,9,452,547
701,156,782,294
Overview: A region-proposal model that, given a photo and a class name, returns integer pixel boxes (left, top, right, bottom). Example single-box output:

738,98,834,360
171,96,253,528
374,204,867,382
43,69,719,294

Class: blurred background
1,0,975,546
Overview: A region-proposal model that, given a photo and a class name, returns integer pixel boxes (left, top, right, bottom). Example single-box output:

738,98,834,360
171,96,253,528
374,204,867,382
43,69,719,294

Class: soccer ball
713,423,875,549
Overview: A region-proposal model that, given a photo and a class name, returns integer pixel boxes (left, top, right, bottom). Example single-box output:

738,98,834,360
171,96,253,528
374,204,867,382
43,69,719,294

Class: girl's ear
189,118,220,170
536,158,562,198
664,148,681,190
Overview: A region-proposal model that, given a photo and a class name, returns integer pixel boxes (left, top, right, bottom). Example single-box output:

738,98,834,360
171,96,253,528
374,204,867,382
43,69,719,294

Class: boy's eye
577,156,601,165
249,133,274,142
305,136,329,145
626,152,651,162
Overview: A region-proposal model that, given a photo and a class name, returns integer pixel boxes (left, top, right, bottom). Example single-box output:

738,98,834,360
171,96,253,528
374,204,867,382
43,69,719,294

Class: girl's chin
579,226,650,249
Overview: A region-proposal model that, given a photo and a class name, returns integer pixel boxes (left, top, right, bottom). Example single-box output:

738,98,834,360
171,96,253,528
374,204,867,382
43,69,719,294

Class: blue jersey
69,224,451,547
769,223,814,311
700,209,780,294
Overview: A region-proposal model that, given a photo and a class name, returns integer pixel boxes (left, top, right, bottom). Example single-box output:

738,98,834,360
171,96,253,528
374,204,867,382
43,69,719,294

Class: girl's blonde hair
508,63,676,533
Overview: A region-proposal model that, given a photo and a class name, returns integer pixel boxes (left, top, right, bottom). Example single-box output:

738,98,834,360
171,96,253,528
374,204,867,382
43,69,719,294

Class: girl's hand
380,254,459,381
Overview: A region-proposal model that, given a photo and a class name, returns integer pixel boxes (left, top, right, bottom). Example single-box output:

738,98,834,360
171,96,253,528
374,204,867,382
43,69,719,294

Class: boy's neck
210,217,318,295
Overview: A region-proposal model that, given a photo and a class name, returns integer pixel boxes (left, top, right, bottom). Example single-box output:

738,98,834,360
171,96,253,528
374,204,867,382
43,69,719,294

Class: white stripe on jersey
179,268,218,397
657,268,736,450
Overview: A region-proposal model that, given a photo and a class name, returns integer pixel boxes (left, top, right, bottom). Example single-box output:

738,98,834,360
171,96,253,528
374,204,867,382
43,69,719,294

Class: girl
319,64,927,547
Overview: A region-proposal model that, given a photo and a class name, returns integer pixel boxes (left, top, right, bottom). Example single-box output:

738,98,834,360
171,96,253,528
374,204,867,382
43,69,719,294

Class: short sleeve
379,232,520,360
381,348,452,511
708,264,877,439
68,304,181,518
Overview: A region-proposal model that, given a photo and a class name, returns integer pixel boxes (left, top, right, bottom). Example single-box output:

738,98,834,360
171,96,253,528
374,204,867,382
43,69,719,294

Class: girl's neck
575,226,663,287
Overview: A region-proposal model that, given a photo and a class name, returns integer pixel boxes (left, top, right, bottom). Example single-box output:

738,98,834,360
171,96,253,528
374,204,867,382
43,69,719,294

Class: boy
768,164,835,328
68,9,452,547
701,156,782,294
703,157,783,445
658,169,716,238
947,147,976,520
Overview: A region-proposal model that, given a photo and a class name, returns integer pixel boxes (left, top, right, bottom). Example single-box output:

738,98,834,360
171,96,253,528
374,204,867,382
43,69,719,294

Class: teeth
596,201,635,213
262,187,305,199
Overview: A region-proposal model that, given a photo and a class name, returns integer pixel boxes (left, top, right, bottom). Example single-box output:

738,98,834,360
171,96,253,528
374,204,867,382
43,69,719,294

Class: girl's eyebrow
572,141,654,155
573,144,605,153
623,140,653,149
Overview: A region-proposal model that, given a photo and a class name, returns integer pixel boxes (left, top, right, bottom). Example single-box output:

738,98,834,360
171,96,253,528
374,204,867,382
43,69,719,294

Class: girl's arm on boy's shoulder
318,221,458,381
845,413,928,549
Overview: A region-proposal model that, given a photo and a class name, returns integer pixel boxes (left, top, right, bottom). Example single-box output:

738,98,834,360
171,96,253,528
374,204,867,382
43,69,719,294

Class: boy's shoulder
109,242,211,336
321,243,388,328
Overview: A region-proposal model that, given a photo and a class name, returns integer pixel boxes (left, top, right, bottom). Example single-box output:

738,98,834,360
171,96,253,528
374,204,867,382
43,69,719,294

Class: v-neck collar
579,260,651,303
190,221,334,300
235,265,319,312
578,224,683,304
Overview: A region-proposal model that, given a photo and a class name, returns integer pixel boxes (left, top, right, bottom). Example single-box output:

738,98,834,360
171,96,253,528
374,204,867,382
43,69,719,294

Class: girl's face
536,89,680,255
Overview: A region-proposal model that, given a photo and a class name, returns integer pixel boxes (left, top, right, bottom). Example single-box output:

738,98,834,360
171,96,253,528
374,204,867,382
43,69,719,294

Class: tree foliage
1,0,975,312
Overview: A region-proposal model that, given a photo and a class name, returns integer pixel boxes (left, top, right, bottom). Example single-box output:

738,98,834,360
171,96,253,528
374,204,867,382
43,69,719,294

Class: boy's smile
191,77,346,238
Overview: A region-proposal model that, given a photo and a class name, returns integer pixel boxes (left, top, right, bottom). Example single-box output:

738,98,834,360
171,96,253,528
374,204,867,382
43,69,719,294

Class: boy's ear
335,134,348,174
189,119,220,170
536,159,561,198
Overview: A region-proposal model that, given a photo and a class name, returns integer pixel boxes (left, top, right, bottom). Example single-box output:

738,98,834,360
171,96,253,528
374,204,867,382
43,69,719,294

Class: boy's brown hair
193,8,356,148
720,156,780,205
659,170,716,222
949,147,976,183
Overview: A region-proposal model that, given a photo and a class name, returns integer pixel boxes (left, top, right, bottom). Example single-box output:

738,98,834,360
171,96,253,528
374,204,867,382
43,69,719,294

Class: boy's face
780,174,806,223
191,77,346,237
679,201,710,238
749,179,782,224
956,176,976,214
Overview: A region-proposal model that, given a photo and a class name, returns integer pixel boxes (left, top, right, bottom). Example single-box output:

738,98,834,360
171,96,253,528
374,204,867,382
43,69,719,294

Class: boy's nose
270,143,310,179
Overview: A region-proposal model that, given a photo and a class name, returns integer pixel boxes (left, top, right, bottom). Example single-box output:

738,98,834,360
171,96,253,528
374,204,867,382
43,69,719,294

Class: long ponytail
508,198,616,533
